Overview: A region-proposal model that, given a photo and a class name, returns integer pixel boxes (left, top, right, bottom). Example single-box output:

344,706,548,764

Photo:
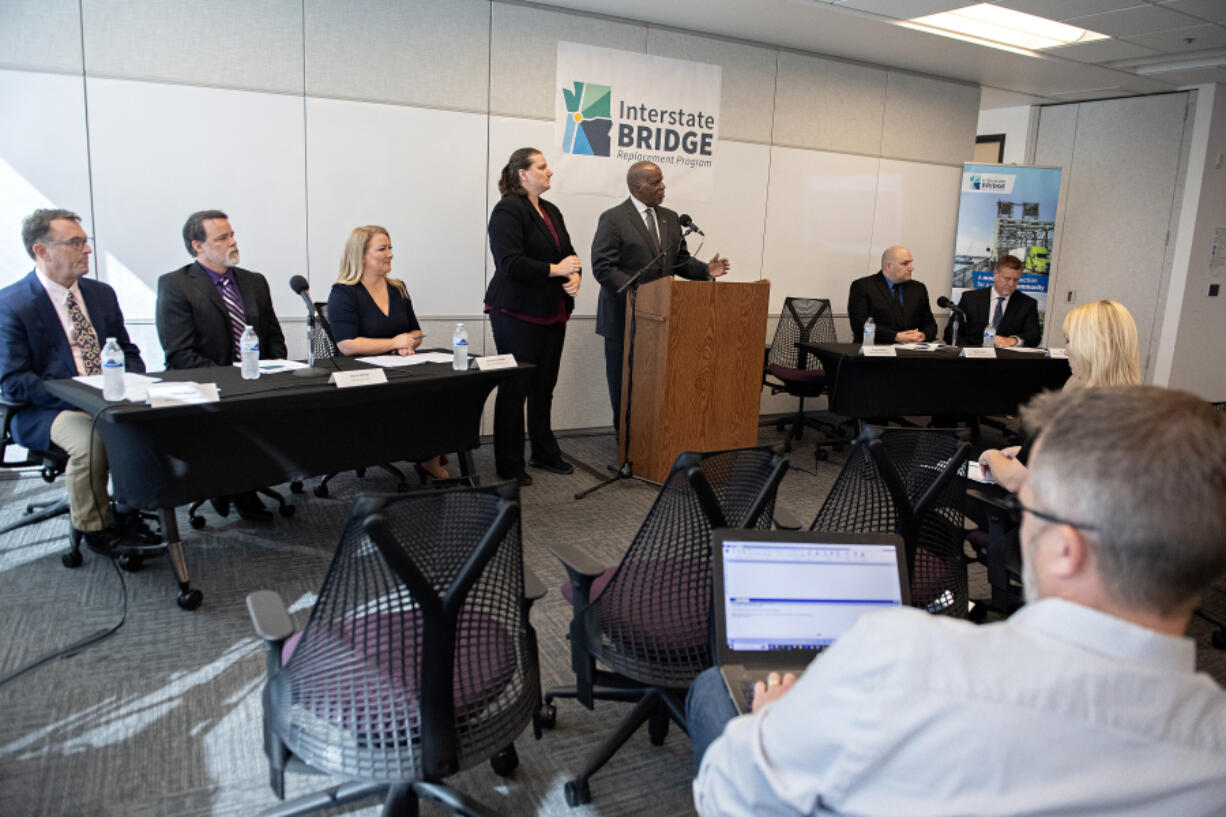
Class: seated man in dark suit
943,254,1041,347
847,245,937,344
155,209,287,520
0,208,146,552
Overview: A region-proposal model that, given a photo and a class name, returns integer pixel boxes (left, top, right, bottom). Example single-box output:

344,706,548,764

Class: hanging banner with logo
951,164,1062,330
554,41,721,200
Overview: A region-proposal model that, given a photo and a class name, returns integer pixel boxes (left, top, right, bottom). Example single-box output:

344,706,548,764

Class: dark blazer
591,198,709,341
155,262,287,369
484,193,577,318
847,271,938,344
943,286,1042,347
326,281,420,350
0,271,143,451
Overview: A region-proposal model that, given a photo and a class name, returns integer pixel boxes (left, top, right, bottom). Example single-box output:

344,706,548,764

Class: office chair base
0,497,70,535
256,778,499,817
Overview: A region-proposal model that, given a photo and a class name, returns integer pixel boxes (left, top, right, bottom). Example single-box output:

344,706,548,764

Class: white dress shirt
35,269,93,376
990,288,1025,346
694,598,1226,817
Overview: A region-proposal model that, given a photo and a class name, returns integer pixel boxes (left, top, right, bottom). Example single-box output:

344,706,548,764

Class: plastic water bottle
862,316,876,347
452,322,469,371
240,325,260,380
982,323,997,348
101,337,125,401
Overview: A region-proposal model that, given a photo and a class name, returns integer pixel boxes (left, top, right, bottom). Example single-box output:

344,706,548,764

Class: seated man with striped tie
942,254,1041,347
0,208,147,552
155,209,287,520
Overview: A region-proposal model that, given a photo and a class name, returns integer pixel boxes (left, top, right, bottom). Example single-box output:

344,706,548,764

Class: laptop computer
712,529,910,714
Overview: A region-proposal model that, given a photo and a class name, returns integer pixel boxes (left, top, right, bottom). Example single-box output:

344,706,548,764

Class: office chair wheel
62,550,83,568
289,480,304,494
967,603,988,623
190,514,206,530
489,744,518,777
177,589,203,610
537,701,557,730
564,778,591,807
118,554,143,572
313,484,329,498
279,504,295,518
648,708,670,745
1212,629,1226,650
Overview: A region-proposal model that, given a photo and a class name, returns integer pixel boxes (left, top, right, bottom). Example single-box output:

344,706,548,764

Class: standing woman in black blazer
484,147,582,485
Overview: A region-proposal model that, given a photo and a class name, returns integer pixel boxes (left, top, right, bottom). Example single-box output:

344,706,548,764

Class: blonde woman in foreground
979,299,1140,493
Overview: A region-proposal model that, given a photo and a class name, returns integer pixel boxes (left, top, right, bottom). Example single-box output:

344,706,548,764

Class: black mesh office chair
307,302,410,497
0,397,71,548
762,297,851,461
246,483,545,817
811,426,971,617
544,446,789,806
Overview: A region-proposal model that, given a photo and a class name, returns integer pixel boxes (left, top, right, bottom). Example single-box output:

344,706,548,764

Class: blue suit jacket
0,270,143,450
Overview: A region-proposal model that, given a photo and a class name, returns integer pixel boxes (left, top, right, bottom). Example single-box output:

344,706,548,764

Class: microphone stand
575,248,668,501
293,295,331,377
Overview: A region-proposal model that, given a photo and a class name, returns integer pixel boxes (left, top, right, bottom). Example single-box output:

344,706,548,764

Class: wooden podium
619,278,770,483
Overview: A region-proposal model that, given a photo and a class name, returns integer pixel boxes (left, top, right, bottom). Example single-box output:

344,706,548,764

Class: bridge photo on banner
554,41,721,200
951,164,1062,327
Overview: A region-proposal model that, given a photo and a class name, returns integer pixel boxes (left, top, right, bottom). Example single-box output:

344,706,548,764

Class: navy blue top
326,281,421,354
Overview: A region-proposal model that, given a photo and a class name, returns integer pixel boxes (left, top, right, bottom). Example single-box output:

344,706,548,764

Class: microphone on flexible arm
288,275,333,376
936,296,966,347
678,214,704,237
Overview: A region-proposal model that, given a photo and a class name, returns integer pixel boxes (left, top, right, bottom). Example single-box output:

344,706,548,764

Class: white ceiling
530,0,1226,108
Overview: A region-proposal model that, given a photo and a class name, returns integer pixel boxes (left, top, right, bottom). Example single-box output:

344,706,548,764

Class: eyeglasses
1000,495,1098,531
42,236,92,251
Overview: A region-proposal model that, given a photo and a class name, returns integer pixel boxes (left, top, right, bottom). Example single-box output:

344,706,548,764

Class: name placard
475,354,518,371
861,345,897,357
329,369,389,388
962,347,997,359
1048,348,1069,359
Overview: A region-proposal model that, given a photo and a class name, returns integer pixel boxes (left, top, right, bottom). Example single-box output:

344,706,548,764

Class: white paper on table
894,342,940,351
146,381,220,406
357,352,453,367
230,359,310,373
73,373,162,402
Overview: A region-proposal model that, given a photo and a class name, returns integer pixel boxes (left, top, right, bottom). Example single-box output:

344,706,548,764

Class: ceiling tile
1157,0,1226,25
834,0,967,17
992,0,1148,22
1044,37,1162,61
1065,4,1208,37
1123,23,1226,51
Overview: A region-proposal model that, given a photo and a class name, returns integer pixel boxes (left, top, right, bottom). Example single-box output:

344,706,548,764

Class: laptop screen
720,538,906,652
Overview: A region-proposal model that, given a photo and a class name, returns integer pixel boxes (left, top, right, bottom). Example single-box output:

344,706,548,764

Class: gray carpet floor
2,421,1225,817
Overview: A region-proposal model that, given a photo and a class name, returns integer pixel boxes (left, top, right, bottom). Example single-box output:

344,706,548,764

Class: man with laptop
690,386,1226,816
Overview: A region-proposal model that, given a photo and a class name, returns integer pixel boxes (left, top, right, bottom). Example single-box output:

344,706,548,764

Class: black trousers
604,337,624,432
489,310,566,477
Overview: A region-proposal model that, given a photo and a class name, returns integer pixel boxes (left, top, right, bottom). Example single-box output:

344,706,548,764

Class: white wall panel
869,159,962,301
85,79,307,322
305,98,488,317
0,70,93,288
760,146,880,317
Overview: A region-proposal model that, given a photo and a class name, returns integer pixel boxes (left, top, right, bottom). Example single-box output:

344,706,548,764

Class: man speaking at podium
592,161,730,430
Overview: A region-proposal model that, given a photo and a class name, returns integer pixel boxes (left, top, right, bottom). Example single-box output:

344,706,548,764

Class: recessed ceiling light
899,3,1109,54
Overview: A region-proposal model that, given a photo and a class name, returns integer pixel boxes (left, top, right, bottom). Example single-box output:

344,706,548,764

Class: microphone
936,296,966,321
288,276,330,376
679,214,704,236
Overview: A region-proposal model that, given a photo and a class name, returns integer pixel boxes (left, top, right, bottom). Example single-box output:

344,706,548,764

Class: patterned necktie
218,276,246,358
64,290,101,375
644,208,661,254
992,296,1005,329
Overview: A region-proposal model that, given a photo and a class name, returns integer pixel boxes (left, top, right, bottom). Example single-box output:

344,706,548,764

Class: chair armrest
246,590,295,642
547,541,606,579
523,566,546,602
967,487,1011,510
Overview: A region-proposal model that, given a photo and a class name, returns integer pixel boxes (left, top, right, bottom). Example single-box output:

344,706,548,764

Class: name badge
329,369,389,388
861,345,897,357
475,354,518,371
962,347,997,359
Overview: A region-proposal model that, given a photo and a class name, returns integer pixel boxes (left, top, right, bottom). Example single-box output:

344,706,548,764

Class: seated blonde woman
979,299,1140,493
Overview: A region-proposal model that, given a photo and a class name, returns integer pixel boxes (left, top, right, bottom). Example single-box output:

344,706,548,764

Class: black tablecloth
801,342,1071,419
46,357,527,510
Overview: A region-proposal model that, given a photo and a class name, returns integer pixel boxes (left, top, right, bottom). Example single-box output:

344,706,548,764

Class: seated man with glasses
0,208,147,552
690,385,1226,816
